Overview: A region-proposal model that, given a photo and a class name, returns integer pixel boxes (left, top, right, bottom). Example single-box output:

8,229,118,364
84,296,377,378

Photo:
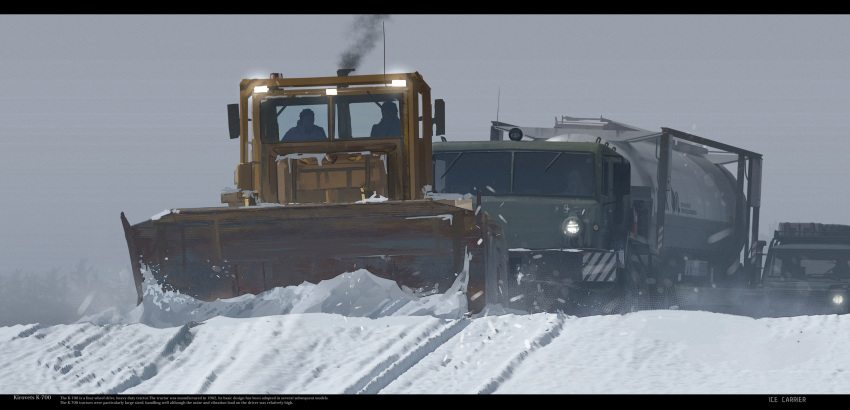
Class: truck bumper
503,248,621,313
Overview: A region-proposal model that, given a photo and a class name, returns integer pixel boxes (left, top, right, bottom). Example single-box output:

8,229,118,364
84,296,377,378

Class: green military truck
432,116,764,315
760,222,850,316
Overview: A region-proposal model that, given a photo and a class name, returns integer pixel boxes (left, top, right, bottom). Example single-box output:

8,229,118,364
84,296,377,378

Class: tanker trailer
120,70,508,314
433,116,763,315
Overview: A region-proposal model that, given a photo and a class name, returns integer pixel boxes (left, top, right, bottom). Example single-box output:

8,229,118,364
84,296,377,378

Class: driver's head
300,109,315,126
382,101,398,117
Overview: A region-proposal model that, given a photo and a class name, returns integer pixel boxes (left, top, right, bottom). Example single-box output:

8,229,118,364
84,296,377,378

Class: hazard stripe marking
581,252,617,282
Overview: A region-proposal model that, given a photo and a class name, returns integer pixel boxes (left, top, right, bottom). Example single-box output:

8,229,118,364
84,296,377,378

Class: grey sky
2,14,849,276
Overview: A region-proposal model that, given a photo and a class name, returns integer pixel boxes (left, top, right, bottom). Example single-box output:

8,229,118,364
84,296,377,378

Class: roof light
326,88,338,96
391,79,406,87
253,86,269,94
508,128,523,141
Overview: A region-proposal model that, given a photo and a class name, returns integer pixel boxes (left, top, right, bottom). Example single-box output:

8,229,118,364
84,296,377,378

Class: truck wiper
440,152,464,179
544,152,563,172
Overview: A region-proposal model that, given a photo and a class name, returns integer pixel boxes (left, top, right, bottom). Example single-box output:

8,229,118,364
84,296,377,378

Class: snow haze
1,270,848,396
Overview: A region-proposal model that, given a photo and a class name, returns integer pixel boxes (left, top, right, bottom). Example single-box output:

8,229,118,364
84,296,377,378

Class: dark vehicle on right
761,222,850,316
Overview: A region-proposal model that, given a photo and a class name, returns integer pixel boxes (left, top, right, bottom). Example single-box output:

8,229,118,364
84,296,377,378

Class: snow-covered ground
1,269,848,396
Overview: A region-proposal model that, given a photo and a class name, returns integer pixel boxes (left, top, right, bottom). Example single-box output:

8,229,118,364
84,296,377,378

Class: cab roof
433,140,622,157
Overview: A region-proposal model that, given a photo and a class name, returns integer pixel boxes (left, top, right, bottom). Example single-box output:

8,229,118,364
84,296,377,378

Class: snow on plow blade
121,200,507,314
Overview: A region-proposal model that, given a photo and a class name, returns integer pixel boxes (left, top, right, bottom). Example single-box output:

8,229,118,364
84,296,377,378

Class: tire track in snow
107,321,203,394
343,318,471,394
11,324,50,340
195,321,256,395
35,324,107,382
476,312,568,394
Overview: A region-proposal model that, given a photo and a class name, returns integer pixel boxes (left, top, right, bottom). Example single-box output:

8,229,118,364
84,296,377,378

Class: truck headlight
562,217,581,237
832,293,844,306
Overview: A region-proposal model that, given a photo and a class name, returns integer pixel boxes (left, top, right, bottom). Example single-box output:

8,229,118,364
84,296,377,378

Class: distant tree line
0,260,137,327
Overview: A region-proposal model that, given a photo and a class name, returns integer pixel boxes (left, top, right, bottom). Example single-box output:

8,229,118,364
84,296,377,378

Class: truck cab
432,139,632,313
761,222,850,315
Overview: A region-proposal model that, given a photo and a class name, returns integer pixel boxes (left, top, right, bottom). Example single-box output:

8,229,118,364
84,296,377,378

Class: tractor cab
224,71,444,206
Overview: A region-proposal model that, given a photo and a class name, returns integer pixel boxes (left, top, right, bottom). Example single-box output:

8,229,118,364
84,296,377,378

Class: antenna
383,21,386,84
497,87,500,123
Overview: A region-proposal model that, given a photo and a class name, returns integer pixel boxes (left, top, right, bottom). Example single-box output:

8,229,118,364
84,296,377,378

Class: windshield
434,152,511,196
433,151,595,197
335,93,404,139
766,248,850,279
259,93,404,142
513,152,594,196
260,96,329,143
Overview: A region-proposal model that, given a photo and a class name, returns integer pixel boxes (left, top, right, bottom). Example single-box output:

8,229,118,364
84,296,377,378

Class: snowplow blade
121,200,507,314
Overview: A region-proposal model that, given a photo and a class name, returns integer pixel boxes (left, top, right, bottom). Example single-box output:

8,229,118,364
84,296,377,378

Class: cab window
260,96,329,143
768,249,850,278
335,93,404,139
513,152,594,196
434,152,511,196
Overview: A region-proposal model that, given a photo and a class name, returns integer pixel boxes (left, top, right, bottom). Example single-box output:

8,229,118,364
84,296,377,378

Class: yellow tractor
120,70,508,313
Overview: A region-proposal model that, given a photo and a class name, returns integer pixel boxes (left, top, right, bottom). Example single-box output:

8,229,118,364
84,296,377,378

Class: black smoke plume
338,15,390,71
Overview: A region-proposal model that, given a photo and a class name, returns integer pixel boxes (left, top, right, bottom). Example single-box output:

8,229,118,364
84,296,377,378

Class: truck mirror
434,99,445,136
227,104,240,139
613,162,630,196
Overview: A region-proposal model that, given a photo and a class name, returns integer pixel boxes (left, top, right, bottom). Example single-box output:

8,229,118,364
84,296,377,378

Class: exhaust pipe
337,68,354,88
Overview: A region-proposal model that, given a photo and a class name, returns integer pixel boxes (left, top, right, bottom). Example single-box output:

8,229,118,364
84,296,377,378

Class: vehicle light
326,88,338,96
391,79,406,87
562,217,581,237
253,85,269,94
833,294,844,305
508,128,523,141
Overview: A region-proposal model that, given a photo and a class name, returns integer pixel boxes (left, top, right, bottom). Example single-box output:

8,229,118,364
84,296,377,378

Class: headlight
562,217,581,237
832,293,844,306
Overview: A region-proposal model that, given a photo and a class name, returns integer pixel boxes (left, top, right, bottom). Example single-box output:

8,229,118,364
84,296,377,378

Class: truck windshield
434,152,511,196
513,152,594,196
767,249,850,278
433,151,595,197
260,96,329,143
